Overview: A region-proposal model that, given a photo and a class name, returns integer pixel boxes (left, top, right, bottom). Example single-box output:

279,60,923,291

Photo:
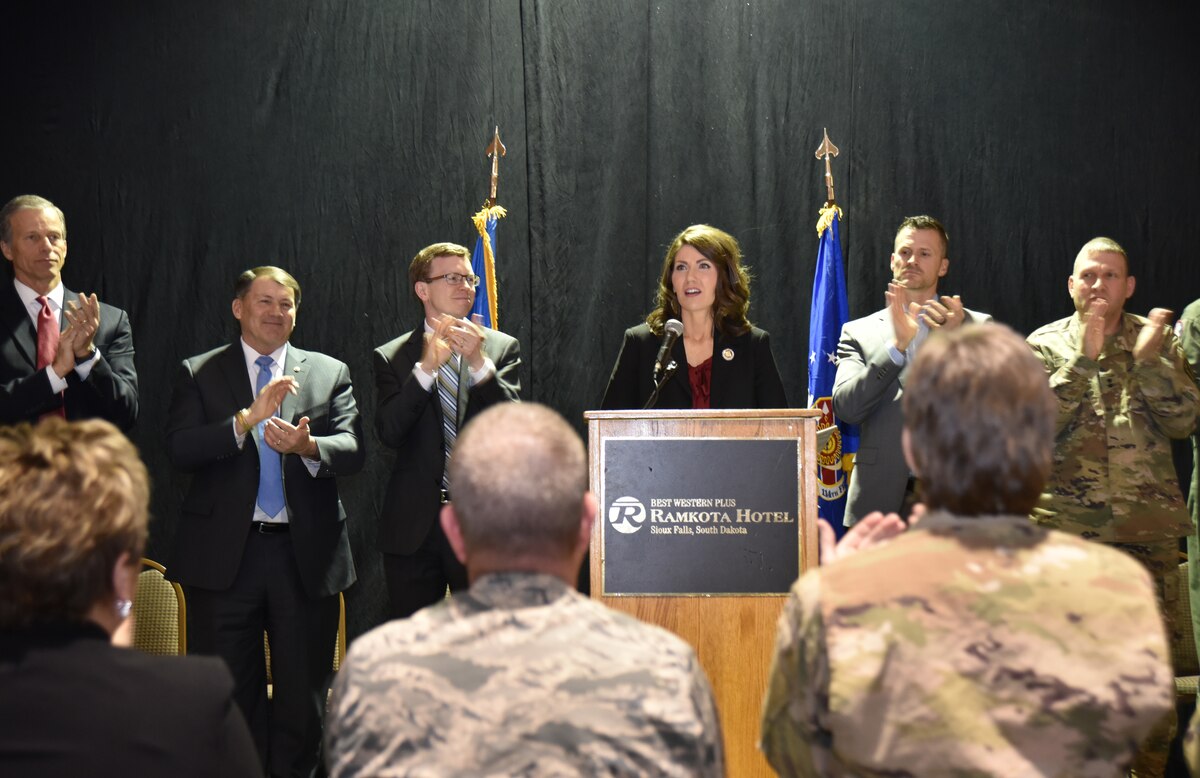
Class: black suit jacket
0,622,260,778
164,342,364,598
0,280,138,428
373,323,521,555
601,323,789,410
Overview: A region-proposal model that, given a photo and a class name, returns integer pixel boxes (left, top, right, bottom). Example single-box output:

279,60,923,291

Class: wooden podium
584,409,821,777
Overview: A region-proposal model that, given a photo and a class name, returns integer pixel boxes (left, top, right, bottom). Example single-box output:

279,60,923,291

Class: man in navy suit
374,242,521,619
166,266,364,777
0,195,138,429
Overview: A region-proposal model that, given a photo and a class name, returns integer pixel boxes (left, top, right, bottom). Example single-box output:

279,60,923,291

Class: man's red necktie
36,296,66,419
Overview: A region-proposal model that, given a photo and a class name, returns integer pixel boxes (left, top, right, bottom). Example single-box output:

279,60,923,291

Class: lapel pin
722,348,735,361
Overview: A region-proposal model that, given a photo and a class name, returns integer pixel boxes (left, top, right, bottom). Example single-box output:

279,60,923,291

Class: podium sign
602,437,800,595
586,408,819,778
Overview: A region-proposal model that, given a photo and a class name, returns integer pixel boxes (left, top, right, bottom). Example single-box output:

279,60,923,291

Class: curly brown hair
646,224,752,339
0,419,149,628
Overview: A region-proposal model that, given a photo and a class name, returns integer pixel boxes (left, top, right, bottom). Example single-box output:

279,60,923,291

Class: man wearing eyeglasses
374,242,521,620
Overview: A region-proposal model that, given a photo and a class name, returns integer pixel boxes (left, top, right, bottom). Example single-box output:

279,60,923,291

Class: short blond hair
0,419,149,628
448,404,586,557
1075,237,1129,275
0,194,66,245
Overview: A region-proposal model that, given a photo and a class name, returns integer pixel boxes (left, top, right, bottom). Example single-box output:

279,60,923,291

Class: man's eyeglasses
423,272,481,289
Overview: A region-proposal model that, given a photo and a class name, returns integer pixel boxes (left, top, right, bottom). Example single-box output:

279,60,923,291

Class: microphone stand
643,360,678,410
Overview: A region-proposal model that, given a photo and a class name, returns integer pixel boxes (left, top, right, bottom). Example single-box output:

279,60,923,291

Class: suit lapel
281,345,308,423
216,341,256,409
874,310,893,346
400,322,438,417
1,281,38,369
405,321,462,426
401,323,426,365
58,286,75,329
670,329,692,404
454,350,469,427
709,330,735,407
873,310,911,384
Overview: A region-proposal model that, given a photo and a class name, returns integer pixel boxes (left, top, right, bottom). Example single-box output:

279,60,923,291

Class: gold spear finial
484,126,506,207
814,128,839,206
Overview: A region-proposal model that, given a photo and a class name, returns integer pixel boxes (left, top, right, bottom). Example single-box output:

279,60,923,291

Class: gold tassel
471,205,507,328
815,204,843,238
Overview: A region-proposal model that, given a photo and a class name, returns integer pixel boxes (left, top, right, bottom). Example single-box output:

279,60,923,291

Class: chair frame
135,557,187,655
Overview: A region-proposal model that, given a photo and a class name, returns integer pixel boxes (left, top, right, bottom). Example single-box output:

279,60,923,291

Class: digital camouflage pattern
1026,312,1198,542
325,572,723,777
760,512,1173,777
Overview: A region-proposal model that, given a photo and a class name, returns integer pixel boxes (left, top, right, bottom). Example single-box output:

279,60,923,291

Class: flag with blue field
807,207,858,535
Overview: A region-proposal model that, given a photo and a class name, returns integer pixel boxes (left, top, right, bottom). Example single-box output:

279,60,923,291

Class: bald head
446,403,590,564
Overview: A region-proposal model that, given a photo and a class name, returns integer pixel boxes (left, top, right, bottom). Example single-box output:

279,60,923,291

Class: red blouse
688,357,713,409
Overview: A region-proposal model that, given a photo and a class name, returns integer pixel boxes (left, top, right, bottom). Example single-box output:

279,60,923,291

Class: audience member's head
0,419,148,634
902,323,1055,516
441,403,595,582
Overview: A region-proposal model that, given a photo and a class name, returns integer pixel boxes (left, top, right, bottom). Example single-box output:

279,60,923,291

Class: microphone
654,319,684,382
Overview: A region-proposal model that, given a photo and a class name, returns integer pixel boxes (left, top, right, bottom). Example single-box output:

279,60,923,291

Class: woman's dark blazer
0,622,261,778
601,322,789,410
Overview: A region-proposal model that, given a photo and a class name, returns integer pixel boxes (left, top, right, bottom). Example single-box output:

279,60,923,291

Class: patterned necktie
36,296,66,419
254,355,286,518
437,354,461,488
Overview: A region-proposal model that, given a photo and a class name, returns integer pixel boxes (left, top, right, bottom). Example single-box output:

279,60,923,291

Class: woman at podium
601,224,788,410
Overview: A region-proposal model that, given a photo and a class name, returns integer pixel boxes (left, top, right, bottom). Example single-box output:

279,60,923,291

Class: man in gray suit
832,216,989,526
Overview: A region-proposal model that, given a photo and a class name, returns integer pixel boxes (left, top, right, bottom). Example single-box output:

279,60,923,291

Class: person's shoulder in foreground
326,402,723,777
331,571,720,776
761,322,1172,776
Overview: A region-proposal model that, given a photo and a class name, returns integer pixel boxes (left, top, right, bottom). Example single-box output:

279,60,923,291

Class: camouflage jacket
1026,312,1198,542
1184,699,1200,774
1180,299,1200,518
760,512,1172,777
325,572,724,777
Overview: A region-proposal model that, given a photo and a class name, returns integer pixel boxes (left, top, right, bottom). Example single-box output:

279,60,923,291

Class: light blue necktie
254,355,285,517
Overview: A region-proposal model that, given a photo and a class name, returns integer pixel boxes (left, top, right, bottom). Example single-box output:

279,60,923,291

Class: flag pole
471,126,507,328
808,129,857,538
814,127,841,235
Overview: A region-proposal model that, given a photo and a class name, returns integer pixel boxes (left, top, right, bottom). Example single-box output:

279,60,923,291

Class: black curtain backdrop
3,0,1197,639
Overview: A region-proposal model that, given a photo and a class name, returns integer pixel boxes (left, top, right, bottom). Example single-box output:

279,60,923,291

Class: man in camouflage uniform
1026,238,1197,775
760,323,1173,776
1180,299,1200,654
325,403,723,777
